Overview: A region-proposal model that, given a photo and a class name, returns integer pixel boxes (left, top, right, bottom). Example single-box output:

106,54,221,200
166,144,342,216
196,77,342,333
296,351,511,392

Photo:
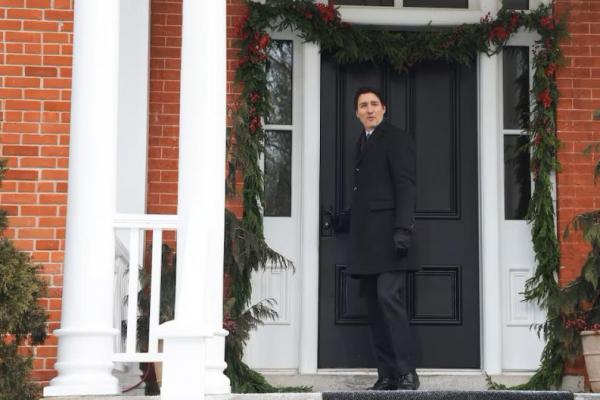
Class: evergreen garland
227,0,576,391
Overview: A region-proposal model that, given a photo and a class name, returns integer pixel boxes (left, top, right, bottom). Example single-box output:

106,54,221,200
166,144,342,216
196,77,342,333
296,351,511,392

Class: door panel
318,55,480,369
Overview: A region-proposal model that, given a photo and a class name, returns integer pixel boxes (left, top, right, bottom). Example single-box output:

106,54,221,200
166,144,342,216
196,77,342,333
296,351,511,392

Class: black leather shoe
367,377,399,390
397,371,420,390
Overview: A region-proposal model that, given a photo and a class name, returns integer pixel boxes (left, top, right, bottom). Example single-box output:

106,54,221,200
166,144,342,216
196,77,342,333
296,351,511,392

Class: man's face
355,92,386,131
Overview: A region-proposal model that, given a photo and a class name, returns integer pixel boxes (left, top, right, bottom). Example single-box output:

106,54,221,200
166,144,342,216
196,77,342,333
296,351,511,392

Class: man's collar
365,117,386,135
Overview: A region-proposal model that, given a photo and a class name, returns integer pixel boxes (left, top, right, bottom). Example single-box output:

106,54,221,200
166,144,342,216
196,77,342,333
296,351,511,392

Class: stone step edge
44,392,600,400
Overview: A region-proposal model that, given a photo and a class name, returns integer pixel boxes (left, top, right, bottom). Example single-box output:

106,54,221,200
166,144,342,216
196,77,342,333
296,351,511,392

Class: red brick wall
0,0,73,383
146,0,245,218
147,0,182,216
554,0,600,381
227,0,246,218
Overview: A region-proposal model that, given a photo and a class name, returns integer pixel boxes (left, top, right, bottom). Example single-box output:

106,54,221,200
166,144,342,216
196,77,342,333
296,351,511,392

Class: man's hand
393,228,412,256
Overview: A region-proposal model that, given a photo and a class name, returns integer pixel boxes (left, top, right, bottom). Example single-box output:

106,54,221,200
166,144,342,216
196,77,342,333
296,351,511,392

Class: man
345,87,420,391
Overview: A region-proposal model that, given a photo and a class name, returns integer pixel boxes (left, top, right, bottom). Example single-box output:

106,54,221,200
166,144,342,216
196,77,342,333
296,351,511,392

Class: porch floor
43,372,598,399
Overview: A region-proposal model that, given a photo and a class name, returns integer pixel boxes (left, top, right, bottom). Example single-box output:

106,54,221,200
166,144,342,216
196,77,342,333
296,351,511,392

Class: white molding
507,267,534,326
339,6,484,26
261,268,291,326
113,213,178,229
299,41,321,375
112,353,163,363
479,50,503,375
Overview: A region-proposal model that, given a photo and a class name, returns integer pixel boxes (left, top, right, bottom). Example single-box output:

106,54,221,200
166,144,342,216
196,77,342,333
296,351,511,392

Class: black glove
393,228,412,256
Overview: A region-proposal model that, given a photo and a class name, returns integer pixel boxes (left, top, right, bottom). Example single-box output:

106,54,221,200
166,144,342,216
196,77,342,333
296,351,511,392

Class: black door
318,54,480,369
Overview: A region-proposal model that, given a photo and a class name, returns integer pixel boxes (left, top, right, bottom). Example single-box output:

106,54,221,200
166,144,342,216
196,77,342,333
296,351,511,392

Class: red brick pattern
554,0,600,381
0,0,73,383
146,0,245,218
227,0,246,218
147,0,182,216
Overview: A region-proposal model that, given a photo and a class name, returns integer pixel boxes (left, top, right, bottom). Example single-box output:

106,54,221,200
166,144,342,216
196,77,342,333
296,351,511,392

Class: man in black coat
345,87,419,391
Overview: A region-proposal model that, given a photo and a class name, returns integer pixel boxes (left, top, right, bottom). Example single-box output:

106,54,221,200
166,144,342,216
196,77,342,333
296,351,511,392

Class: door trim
297,0,550,375
298,43,500,376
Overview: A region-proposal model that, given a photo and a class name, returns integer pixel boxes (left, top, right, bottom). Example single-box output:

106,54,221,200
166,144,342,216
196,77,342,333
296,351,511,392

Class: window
403,0,467,8
264,130,292,217
502,46,531,220
336,0,467,7
336,0,393,5
264,40,294,217
503,0,528,10
266,40,293,125
504,135,531,220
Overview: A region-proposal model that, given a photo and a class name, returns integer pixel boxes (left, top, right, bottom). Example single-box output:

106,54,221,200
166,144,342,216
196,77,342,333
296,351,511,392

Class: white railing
112,213,178,363
114,236,130,354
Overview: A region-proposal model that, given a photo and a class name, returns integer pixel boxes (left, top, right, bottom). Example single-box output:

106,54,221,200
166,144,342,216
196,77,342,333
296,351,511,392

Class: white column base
43,328,119,397
157,320,212,400
204,330,231,394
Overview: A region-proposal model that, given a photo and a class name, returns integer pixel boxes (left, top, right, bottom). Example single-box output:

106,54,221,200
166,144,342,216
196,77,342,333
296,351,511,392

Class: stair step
263,373,585,393
42,392,600,400
322,391,573,400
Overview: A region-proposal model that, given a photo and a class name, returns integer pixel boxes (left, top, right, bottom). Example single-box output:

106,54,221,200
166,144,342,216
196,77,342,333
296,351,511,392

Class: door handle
321,206,351,235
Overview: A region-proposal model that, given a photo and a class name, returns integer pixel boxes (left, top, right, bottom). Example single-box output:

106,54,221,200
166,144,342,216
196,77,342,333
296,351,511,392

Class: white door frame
296,0,549,375
298,44,503,376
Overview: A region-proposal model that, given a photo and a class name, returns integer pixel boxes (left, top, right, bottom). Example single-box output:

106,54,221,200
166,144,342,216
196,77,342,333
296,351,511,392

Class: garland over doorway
227,0,569,391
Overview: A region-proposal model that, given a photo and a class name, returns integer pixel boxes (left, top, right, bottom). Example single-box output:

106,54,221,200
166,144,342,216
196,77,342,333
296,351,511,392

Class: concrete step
262,372,585,393
42,372,596,400
42,392,600,400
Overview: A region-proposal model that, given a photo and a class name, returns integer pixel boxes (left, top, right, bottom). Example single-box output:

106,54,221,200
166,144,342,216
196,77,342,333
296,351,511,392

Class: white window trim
337,0,550,26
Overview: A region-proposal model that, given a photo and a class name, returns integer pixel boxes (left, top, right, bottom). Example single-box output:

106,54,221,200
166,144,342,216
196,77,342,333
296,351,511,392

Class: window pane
503,46,530,130
502,0,528,10
266,40,293,125
336,0,394,5
264,130,292,217
504,135,531,220
404,0,467,8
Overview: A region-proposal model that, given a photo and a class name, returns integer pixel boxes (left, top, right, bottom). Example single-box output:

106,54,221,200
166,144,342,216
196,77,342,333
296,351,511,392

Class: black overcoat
346,119,419,276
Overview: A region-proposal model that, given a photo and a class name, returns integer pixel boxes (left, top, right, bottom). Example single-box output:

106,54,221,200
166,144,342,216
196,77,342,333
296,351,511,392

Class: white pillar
156,0,229,398
44,0,120,396
480,0,502,375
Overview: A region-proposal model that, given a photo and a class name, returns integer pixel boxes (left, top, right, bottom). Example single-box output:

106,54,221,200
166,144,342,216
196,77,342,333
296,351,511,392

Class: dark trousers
361,271,416,379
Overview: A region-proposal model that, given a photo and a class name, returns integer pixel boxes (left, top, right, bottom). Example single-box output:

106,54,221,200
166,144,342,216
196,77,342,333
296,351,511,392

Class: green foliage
223,210,309,393
137,243,177,354
229,0,573,392
0,159,48,400
0,344,42,400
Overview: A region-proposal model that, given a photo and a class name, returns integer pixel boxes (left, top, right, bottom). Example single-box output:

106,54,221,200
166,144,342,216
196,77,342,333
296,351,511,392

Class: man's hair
354,87,386,110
